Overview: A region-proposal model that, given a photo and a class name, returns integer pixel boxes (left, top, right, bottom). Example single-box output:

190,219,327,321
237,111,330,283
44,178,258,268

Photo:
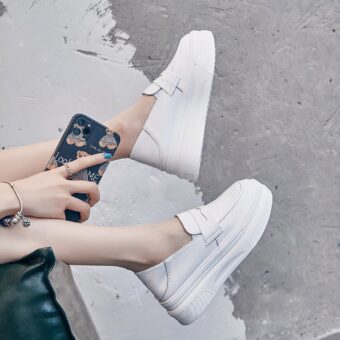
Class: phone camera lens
73,127,81,135
77,117,85,126
83,127,90,135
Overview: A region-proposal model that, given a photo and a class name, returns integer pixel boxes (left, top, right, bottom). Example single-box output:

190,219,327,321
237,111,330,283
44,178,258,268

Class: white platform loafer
130,30,215,182
136,179,273,325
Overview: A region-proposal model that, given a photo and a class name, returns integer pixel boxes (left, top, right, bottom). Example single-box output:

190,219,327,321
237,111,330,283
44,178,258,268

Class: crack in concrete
0,1,6,17
76,49,99,57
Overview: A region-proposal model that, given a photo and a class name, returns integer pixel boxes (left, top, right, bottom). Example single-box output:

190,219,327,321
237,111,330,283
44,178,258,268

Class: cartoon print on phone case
98,162,109,176
99,128,118,149
46,114,121,223
66,122,87,147
68,150,89,181
77,150,90,158
46,155,58,170
71,169,88,181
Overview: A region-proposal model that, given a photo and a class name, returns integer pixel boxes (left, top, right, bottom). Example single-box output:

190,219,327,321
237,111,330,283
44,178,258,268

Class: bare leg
0,95,156,181
0,216,191,272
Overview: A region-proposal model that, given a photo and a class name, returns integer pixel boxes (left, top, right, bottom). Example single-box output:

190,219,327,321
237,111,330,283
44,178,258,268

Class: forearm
0,140,57,182
0,183,20,219
0,96,155,181
0,119,124,182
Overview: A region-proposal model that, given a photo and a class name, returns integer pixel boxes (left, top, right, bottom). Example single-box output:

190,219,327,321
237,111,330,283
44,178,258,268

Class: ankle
105,96,156,159
144,218,192,269
127,219,191,272
106,115,144,159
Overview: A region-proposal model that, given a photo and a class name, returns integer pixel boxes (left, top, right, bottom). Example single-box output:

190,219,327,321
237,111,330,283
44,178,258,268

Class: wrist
0,182,20,218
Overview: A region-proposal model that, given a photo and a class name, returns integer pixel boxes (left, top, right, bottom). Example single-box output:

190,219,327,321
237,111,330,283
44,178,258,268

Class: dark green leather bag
0,247,99,340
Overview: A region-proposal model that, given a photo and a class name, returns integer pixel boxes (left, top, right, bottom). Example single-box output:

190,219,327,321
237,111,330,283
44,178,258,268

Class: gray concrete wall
0,1,339,339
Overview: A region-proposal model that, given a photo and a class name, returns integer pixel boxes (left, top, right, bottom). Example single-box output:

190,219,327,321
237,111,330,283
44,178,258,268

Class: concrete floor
111,1,340,339
0,1,339,339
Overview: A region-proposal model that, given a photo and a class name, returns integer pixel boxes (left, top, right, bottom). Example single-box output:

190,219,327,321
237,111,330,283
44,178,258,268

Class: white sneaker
136,179,273,325
130,30,215,182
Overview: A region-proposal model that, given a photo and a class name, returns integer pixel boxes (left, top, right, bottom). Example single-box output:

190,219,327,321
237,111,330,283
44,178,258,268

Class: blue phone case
45,113,120,222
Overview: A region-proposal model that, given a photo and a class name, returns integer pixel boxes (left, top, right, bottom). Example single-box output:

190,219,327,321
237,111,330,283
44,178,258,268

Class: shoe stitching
162,184,263,309
159,261,170,301
141,127,163,169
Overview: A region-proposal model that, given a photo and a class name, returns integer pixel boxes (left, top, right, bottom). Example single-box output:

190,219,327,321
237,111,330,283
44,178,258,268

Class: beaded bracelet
0,181,30,227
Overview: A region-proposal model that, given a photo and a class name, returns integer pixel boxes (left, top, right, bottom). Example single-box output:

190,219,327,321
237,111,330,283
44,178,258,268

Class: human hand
13,153,111,222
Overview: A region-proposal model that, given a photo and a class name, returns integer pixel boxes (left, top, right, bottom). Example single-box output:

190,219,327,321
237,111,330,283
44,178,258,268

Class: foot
130,30,216,182
135,179,273,325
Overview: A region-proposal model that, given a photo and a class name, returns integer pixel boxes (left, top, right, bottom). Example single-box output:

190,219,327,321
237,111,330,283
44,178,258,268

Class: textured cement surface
110,1,340,339
1,1,339,339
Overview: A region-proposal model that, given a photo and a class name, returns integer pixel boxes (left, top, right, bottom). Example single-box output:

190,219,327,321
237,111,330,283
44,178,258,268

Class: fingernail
104,153,112,160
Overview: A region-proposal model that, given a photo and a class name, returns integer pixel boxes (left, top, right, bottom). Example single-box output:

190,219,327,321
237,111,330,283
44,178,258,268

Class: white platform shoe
136,179,273,325
130,30,215,182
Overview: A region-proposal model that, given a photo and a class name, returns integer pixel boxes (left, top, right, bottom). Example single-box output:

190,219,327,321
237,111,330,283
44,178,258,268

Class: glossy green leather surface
0,247,75,340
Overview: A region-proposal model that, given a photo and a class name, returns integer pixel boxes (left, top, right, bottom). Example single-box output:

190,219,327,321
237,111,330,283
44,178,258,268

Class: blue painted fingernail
104,153,112,159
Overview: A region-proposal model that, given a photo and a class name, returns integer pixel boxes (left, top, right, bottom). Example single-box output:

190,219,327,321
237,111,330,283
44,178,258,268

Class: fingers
68,181,100,207
59,153,112,178
66,197,91,222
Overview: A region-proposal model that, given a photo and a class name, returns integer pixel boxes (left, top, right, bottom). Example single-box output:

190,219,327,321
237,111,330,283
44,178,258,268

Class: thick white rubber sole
167,30,215,182
163,180,273,325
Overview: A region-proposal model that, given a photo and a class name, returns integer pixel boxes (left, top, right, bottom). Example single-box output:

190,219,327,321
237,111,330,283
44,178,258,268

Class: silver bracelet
1,181,31,227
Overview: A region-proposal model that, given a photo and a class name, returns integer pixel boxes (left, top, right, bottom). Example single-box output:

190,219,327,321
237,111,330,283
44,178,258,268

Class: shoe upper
130,32,194,171
130,87,185,172
136,179,263,304
130,30,215,180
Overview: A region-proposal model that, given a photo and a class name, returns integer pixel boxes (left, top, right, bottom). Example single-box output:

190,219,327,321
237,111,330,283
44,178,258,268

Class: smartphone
46,113,120,222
